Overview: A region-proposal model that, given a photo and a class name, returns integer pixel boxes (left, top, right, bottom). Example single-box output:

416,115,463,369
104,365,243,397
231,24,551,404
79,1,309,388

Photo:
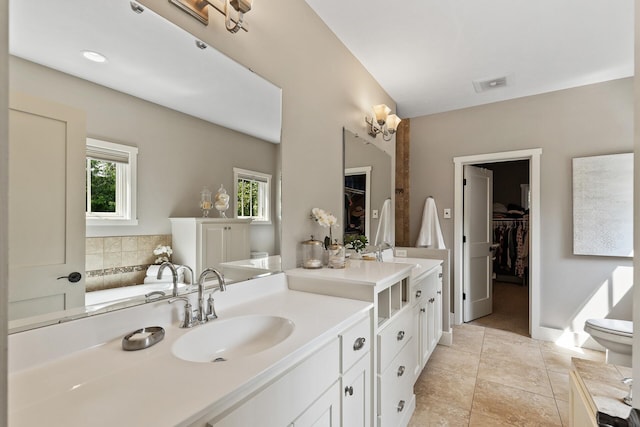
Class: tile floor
408,324,605,426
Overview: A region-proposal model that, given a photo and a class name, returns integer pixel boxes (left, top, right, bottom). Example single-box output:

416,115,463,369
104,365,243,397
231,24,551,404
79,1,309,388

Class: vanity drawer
377,340,416,427
377,308,413,373
340,313,371,373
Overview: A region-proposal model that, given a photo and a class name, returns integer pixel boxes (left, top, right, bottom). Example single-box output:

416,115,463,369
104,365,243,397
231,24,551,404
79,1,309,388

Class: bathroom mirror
7,0,283,332
343,128,392,247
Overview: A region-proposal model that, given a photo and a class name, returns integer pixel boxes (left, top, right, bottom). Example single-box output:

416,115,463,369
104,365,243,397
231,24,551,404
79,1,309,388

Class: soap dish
122,326,165,351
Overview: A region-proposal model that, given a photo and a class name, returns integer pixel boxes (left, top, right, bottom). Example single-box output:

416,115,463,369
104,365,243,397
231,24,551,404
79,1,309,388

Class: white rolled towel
146,264,184,281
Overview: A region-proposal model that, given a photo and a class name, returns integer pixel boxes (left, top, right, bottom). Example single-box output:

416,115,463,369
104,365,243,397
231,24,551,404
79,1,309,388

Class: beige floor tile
427,345,481,377
539,341,605,362
450,324,485,355
547,370,569,402
483,327,538,346
410,397,470,427
481,335,545,369
477,356,553,398
469,412,516,426
471,379,562,426
415,366,476,411
555,399,570,427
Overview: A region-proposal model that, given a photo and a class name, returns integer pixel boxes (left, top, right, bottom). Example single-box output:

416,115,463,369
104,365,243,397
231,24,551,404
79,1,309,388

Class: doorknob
57,272,82,283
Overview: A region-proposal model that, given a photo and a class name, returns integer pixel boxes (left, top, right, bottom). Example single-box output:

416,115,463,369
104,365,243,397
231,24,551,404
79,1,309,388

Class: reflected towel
374,199,392,246
416,197,446,249
146,264,184,280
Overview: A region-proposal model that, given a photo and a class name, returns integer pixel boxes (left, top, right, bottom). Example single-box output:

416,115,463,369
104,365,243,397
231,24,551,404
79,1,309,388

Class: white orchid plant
311,208,338,249
153,244,173,264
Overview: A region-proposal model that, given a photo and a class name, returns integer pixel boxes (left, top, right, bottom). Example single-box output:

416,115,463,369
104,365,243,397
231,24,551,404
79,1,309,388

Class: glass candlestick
200,187,212,217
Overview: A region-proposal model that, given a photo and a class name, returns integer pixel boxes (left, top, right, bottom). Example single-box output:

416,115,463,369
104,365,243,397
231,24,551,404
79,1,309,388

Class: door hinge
463,293,466,301
463,236,466,243
463,178,467,186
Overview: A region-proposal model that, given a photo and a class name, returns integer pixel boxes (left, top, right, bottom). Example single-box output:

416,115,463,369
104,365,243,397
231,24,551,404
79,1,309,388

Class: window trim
86,138,138,226
233,167,272,224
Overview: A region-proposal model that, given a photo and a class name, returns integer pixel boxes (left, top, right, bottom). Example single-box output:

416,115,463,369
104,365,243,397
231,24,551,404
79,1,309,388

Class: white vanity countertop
385,257,443,281
287,260,412,288
9,279,372,426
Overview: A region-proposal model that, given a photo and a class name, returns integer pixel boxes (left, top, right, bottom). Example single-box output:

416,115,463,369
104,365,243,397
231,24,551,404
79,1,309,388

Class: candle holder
200,187,212,217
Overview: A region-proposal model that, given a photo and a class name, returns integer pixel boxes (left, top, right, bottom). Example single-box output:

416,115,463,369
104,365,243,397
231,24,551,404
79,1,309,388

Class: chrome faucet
177,265,195,287
196,268,227,322
157,261,180,297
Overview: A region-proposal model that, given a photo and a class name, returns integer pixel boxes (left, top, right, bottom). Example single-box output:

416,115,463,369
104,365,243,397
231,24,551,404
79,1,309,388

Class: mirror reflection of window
85,138,138,226
234,167,272,223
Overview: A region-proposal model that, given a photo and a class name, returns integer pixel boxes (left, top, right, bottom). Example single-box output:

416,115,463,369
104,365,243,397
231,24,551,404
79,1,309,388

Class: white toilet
584,318,633,367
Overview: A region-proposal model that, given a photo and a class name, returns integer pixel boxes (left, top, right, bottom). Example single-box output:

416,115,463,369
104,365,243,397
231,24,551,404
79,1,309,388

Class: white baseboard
533,326,604,351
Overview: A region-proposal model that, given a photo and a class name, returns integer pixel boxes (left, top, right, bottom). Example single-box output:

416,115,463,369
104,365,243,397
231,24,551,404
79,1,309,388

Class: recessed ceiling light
81,50,107,63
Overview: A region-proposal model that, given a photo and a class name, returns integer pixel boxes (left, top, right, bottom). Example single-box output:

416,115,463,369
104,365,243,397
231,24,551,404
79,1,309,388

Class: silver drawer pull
438,273,443,278
397,330,405,341
397,400,405,412
429,297,435,303
353,337,366,351
345,386,354,396
397,365,405,377
437,290,442,295
420,308,426,313
415,290,422,298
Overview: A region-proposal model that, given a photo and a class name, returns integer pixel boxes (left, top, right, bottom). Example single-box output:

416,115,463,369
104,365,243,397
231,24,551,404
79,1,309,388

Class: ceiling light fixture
169,0,253,33
81,50,107,63
365,104,402,141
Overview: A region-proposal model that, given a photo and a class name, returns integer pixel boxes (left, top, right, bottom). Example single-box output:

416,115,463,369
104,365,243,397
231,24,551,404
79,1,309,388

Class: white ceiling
305,0,634,118
9,0,282,143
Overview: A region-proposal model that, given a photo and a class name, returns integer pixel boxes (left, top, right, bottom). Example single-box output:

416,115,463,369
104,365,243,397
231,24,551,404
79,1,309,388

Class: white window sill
86,218,139,226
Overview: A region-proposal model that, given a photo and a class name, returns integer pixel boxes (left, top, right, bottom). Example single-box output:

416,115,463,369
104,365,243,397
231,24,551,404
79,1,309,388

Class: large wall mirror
8,0,283,332
343,128,393,248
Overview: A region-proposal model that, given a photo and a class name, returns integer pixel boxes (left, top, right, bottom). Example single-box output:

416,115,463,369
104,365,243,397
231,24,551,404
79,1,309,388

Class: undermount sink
171,315,295,363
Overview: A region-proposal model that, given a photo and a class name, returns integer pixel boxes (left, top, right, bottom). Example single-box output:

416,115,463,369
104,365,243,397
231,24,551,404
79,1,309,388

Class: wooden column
395,118,410,246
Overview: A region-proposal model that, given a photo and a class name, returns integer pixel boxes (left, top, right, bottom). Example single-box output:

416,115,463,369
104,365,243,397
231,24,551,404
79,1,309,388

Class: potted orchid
153,245,173,264
311,207,338,249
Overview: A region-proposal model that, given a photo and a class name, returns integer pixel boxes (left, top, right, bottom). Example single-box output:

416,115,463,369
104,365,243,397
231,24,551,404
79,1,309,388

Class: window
234,168,271,223
86,138,138,226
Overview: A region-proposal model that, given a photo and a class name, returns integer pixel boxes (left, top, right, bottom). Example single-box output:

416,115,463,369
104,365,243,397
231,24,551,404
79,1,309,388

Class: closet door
463,165,493,322
8,93,86,320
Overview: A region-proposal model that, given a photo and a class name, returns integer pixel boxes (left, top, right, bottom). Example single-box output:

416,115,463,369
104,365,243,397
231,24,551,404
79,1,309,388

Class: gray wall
410,78,634,331
9,57,278,255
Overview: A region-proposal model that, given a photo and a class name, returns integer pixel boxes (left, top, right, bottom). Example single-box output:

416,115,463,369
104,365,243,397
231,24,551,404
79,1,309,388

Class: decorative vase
327,242,345,269
301,236,324,269
214,184,229,218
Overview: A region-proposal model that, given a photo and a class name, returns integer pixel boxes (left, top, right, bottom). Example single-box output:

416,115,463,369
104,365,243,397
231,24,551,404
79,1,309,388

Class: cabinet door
293,381,341,427
226,223,250,262
342,354,371,427
426,293,438,357
412,305,422,380
419,302,430,369
201,223,226,270
8,93,86,320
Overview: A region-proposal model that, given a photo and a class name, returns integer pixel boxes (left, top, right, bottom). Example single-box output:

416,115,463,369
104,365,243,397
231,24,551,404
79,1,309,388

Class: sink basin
172,315,295,363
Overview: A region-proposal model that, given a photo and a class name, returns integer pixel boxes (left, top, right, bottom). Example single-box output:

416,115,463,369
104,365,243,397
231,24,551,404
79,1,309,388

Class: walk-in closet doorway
453,149,543,339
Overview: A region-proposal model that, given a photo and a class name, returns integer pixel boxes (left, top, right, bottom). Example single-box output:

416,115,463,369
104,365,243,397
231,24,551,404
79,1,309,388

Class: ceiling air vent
472,76,508,93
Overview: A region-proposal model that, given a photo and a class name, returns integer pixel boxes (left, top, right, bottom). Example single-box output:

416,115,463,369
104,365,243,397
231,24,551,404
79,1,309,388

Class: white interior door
8,93,86,320
463,165,493,322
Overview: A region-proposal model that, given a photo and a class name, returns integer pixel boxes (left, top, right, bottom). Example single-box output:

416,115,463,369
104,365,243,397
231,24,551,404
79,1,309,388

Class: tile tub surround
410,324,606,427
85,235,172,291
